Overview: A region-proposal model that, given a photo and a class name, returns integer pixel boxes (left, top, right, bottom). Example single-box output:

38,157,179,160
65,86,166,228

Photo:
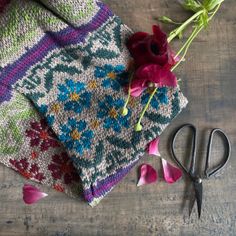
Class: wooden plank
0,0,236,235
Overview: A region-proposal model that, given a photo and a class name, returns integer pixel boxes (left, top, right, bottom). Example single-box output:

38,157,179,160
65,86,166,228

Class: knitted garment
0,0,83,199
0,90,83,198
0,0,188,206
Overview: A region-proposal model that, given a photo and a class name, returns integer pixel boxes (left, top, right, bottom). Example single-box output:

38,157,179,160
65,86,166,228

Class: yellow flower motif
109,107,118,119
51,103,61,114
70,130,81,140
88,80,97,89
107,72,116,79
91,120,100,129
70,92,80,101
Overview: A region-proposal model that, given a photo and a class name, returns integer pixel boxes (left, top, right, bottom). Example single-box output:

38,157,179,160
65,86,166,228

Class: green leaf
203,0,224,11
182,0,202,12
199,10,209,27
158,16,182,25
178,31,184,39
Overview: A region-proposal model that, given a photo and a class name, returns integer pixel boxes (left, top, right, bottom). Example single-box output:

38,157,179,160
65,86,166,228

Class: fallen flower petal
148,137,161,156
137,164,158,186
161,159,182,184
23,184,48,204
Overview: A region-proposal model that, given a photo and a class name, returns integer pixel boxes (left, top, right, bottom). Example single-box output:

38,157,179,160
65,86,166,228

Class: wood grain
0,1,236,235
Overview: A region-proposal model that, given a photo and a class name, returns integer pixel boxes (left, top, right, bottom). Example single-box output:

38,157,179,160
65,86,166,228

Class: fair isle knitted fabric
0,90,83,198
0,0,188,206
0,0,83,200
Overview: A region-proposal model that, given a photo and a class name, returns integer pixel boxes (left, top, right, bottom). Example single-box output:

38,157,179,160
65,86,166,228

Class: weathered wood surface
0,0,236,235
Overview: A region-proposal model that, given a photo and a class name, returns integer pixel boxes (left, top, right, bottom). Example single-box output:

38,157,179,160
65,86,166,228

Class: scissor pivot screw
196,178,202,184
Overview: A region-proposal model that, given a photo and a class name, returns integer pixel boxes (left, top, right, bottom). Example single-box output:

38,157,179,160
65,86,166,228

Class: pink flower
130,64,177,97
127,25,176,68
48,152,80,185
26,119,60,151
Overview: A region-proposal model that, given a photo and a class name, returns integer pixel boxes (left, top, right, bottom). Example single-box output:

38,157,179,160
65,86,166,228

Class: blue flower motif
37,104,55,126
94,64,128,91
57,79,92,114
59,118,94,155
97,95,131,133
141,87,169,110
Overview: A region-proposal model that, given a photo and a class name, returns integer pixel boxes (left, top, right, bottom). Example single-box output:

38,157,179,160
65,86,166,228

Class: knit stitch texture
0,0,188,206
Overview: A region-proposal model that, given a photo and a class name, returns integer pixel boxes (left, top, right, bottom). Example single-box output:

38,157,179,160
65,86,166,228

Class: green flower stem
121,71,134,116
174,26,200,59
135,26,202,130
209,3,221,20
135,26,200,130
167,9,204,43
135,3,222,131
175,4,221,59
172,26,203,71
135,87,158,131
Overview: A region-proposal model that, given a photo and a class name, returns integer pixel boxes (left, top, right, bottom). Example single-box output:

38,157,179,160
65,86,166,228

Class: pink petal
152,25,167,45
23,184,48,204
127,31,149,52
159,71,177,88
137,164,158,186
161,159,182,184
148,137,161,156
130,86,145,97
135,64,177,89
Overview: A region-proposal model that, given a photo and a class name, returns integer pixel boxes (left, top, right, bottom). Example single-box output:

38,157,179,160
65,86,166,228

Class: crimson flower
127,25,176,68
0,0,11,13
26,119,60,151
48,152,80,185
130,64,177,97
9,158,45,182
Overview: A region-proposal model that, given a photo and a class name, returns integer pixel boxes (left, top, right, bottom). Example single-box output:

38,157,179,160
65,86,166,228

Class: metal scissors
171,124,231,218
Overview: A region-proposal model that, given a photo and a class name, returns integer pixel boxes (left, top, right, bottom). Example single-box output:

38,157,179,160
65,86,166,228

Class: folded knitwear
0,0,188,206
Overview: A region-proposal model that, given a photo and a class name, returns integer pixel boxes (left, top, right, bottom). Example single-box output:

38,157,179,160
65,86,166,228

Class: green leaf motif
145,92,181,124
0,94,37,154
72,141,104,169
106,136,131,149
79,17,123,69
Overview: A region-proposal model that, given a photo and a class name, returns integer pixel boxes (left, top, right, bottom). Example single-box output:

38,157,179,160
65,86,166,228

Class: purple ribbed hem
0,2,113,103
83,159,139,204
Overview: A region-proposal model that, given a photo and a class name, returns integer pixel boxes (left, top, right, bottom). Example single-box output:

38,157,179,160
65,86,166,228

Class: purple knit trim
83,159,139,203
0,2,113,103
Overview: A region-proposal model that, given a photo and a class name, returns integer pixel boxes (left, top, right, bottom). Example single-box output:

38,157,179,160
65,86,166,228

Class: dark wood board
0,0,236,235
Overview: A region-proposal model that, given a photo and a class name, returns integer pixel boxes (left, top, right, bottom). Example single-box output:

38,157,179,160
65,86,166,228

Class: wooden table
0,1,235,235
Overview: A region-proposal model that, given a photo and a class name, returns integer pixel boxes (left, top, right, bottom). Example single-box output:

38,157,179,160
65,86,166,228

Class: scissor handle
171,124,197,176
204,128,231,178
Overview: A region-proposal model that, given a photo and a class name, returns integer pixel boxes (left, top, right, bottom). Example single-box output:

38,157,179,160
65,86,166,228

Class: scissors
171,124,231,218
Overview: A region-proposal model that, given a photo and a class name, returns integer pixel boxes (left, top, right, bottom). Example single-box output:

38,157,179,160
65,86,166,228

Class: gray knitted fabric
0,0,188,206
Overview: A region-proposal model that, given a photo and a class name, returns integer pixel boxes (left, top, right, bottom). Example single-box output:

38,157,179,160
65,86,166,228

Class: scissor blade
189,195,195,217
193,181,203,219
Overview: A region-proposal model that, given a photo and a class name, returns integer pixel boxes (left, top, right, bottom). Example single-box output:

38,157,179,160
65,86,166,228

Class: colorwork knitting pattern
0,0,188,206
